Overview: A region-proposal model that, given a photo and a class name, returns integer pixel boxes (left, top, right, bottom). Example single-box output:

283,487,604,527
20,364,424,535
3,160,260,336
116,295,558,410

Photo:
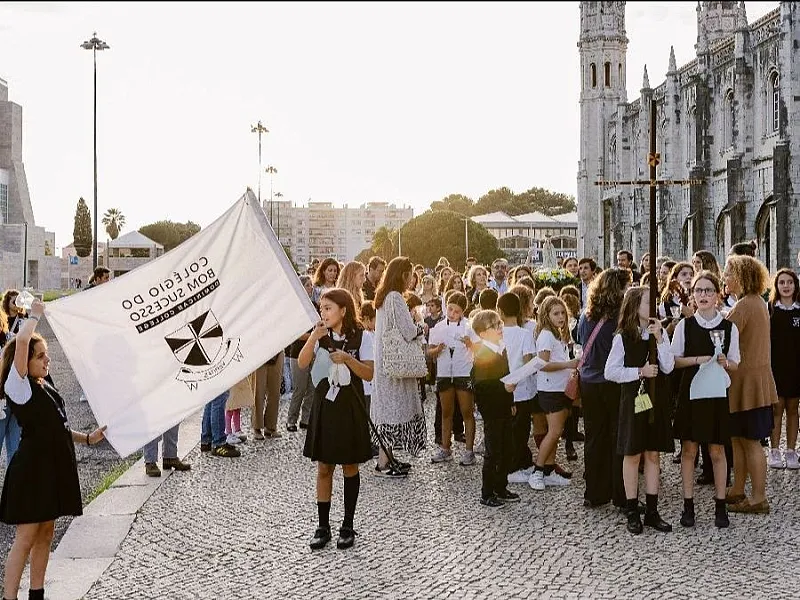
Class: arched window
771,72,780,132
618,63,622,87
687,106,696,165
723,90,734,149
591,63,597,88
604,62,611,87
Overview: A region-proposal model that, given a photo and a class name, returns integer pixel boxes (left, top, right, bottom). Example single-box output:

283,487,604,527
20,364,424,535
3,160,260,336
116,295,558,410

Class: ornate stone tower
577,1,628,263
697,1,741,47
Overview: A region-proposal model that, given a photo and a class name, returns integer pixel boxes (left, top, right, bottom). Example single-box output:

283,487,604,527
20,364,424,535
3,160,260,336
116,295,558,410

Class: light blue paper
689,352,730,400
311,349,332,387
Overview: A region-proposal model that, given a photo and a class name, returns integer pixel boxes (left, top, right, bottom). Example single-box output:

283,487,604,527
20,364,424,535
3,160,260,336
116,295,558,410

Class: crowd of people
0,240,796,597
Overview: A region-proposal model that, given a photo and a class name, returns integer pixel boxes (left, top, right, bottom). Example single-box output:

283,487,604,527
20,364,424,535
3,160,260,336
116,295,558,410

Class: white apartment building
262,200,413,266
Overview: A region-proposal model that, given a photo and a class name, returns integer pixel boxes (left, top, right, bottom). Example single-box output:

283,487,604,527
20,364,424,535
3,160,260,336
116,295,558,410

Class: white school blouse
502,325,536,402
536,329,572,392
604,327,675,384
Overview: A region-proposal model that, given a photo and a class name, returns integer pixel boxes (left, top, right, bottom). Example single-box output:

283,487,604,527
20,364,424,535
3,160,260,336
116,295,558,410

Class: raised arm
13,299,44,378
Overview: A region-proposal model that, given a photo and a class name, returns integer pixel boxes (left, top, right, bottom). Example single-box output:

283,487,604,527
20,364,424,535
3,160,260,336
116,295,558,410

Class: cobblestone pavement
83,394,800,600
0,318,137,581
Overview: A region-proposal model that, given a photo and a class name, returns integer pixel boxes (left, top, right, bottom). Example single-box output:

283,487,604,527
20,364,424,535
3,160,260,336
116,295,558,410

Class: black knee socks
343,473,360,529
645,493,659,514
29,591,44,600
317,500,331,529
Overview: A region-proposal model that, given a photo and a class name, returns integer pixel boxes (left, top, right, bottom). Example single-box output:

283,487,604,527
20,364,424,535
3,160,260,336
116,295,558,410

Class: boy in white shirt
427,291,477,465
495,292,538,484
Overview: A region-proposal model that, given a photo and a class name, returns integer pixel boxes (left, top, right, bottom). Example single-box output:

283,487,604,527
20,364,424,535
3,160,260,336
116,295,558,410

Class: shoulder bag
382,295,428,379
564,317,607,405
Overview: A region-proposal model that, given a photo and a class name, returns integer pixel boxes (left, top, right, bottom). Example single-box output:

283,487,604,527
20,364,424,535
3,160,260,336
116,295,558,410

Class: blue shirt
577,313,618,384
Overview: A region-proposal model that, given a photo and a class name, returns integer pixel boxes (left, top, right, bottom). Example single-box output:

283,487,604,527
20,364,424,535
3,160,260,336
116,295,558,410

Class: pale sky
0,1,777,251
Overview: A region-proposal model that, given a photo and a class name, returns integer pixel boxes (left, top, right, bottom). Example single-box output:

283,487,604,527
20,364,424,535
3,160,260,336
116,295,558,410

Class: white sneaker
508,468,533,484
431,447,453,463
459,450,477,466
785,449,800,470
768,448,785,469
474,440,486,456
78,393,87,403
226,433,243,445
543,472,571,487
529,469,545,491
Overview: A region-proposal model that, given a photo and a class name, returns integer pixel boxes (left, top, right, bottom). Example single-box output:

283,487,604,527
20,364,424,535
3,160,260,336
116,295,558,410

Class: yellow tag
634,393,653,414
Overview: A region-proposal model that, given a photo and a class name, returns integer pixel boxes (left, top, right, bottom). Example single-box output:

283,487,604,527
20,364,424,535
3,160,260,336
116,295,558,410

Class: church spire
668,46,677,74
642,64,651,90
736,1,748,31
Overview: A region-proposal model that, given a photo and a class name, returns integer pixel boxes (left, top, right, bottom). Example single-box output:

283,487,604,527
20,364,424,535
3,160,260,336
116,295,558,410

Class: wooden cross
593,99,704,395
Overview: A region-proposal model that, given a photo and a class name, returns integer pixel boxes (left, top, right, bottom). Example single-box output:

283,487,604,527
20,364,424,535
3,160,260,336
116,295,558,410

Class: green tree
102,208,126,241
390,211,503,268
514,187,576,216
72,197,93,257
371,226,395,261
429,193,475,215
138,220,201,251
283,245,299,273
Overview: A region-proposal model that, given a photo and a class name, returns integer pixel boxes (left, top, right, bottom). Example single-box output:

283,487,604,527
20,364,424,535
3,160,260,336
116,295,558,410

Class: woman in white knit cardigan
372,257,427,477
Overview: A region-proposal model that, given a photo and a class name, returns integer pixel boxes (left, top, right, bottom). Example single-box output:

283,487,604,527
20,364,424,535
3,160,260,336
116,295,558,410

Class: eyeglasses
693,287,717,296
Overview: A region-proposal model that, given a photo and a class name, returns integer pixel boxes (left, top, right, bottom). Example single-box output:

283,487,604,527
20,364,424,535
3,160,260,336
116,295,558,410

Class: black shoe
162,458,191,472
145,462,161,478
617,501,646,515
584,499,609,508
211,443,241,458
200,443,212,452
696,473,714,485
336,526,356,549
572,431,586,442
287,424,298,432
565,441,578,462
299,422,308,430
715,499,730,528
496,489,521,503
374,464,407,478
480,495,505,508
644,511,673,533
680,509,696,528
626,511,643,535
454,433,466,443
309,526,331,550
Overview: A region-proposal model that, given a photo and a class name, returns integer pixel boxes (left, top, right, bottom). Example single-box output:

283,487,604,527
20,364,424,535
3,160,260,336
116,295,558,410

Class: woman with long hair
577,267,631,509
337,262,367,312
691,250,721,278
1,300,106,599
723,255,778,514
767,268,800,469
465,265,490,312
419,275,437,305
372,257,427,477
312,258,341,304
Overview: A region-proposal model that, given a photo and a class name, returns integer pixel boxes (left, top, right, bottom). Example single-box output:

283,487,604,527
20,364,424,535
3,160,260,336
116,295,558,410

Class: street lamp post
251,121,269,206
274,191,283,240
462,217,470,266
81,32,110,270
265,165,278,225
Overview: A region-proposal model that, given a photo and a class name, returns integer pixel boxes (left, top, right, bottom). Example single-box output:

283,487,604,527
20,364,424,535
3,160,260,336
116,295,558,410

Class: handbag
382,296,428,379
564,317,607,404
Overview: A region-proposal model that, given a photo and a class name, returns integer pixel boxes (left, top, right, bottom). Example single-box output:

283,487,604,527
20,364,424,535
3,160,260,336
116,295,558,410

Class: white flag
46,190,318,457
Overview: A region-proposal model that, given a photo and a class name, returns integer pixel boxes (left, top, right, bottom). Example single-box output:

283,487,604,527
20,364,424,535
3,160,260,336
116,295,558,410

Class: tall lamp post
81,32,110,270
251,121,269,206
461,217,470,266
274,191,283,239
265,165,278,225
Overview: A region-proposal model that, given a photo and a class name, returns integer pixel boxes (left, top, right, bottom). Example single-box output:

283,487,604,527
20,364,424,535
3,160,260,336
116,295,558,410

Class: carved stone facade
577,1,800,273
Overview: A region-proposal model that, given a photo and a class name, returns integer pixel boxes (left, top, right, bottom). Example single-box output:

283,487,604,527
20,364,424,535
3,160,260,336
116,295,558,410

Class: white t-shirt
5,363,33,405
536,328,573,392
429,318,474,378
502,324,536,402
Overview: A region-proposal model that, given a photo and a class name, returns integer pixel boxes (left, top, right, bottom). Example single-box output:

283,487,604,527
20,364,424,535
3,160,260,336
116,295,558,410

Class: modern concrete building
471,211,578,265
263,199,413,266
0,76,60,290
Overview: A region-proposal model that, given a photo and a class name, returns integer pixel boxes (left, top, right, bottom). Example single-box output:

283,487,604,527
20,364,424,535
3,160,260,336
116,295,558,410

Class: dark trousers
482,417,512,499
563,406,582,441
510,400,534,473
581,381,625,506
433,391,464,443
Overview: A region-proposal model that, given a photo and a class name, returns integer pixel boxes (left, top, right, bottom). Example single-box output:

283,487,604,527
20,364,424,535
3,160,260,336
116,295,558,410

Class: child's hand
511,405,517,416
330,350,349,365
640,363,659,378
646,318,662,343
504,382,516,393
311,321,327,341
461,336,473,349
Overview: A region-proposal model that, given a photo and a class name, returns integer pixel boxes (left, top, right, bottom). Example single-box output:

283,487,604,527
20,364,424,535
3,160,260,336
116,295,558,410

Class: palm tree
102,208,126,241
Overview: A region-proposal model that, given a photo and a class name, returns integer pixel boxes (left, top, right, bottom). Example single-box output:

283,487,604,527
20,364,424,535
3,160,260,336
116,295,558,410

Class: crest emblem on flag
165,310,242,389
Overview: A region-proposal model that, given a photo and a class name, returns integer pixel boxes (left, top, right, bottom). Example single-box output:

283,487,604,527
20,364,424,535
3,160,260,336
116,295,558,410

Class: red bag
564,318,607,405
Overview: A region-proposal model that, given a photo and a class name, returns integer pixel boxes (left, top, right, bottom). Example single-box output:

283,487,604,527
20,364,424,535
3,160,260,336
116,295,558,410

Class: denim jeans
201,391,230,447
0,411,21,465
142,423,180,463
